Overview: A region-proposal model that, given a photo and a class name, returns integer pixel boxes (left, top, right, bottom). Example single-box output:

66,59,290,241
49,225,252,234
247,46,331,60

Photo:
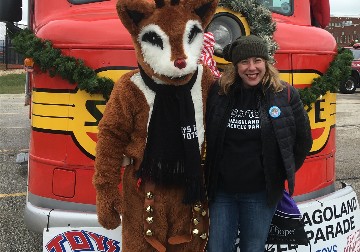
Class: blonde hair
219,61,284,95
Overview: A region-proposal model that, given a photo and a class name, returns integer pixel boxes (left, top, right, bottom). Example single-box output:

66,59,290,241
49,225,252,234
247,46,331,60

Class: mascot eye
188,26,202,44
142,31,164,49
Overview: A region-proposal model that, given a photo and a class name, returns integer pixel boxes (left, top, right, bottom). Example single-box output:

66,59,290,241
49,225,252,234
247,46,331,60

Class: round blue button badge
269,106,281,118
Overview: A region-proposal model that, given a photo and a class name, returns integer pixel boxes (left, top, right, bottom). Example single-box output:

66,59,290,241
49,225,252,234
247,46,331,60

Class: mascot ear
186,0,219,28
116,0,155,34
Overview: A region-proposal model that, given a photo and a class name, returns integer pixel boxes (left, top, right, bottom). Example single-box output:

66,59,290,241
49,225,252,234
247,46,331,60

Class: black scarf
137,66,205,204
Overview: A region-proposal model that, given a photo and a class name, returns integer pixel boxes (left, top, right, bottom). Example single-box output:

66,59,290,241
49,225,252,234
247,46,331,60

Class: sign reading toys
43,227,122,252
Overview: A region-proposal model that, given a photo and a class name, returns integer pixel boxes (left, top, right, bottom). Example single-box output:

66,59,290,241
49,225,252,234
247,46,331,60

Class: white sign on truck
43,186,360,252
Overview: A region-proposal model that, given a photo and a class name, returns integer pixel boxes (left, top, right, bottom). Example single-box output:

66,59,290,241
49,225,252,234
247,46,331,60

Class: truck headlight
206,12,245,57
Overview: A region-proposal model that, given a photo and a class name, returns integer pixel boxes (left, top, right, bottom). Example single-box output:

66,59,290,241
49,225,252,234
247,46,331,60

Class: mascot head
117,0,218,85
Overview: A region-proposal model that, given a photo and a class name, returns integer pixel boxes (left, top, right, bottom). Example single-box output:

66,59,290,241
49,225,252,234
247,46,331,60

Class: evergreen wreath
11,0,352,107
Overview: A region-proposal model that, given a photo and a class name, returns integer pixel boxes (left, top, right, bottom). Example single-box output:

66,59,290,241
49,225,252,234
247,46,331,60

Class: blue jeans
207,190,277,252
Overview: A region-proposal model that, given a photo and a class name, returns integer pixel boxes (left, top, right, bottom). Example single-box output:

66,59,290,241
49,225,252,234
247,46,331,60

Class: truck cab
340,44,360,94
1,0,359,251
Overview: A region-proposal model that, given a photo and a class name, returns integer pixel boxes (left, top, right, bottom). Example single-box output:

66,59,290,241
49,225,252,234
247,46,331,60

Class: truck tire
340,76,357,94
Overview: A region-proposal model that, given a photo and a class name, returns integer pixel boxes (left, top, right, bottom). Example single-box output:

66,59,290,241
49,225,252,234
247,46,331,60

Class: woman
205,35,313,252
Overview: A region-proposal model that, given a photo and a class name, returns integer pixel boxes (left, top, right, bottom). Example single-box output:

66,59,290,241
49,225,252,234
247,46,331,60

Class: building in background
326,16,360,47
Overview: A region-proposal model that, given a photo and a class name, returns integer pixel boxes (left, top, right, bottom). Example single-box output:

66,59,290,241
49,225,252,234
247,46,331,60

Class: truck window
68,0,110,4
258,0,293,16
351,49,360,60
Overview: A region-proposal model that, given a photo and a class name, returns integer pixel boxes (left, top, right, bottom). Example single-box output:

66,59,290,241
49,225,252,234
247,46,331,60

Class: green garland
12,0,352,107
12,29,114,100
298,48,353,108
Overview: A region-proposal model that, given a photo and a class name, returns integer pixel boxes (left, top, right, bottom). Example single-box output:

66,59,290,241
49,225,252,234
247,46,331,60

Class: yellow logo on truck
290,72,336,154
31,69,128,159
31,69,335,159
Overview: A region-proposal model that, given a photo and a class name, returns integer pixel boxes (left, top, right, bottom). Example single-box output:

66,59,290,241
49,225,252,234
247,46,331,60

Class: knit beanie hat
223,35,269,65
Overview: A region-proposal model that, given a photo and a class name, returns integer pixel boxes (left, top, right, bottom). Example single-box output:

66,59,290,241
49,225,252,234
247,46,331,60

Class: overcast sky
330,0,360,16
1,0,359,40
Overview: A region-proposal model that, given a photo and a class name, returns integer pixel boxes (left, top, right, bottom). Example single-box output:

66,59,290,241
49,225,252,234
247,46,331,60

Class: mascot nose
174,58,187,69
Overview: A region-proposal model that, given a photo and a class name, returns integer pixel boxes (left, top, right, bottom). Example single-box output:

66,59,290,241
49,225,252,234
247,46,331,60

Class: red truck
341,43,360,93
0,0,359,251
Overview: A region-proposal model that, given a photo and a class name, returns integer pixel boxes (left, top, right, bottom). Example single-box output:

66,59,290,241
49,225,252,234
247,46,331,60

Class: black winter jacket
205,81,313,206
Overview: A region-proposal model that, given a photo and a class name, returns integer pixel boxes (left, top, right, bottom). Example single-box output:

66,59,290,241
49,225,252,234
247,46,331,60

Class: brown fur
94,0,218,251
94,67,215,251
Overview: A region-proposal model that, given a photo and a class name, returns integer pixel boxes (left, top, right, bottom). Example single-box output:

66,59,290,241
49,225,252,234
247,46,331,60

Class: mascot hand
96,187,122,229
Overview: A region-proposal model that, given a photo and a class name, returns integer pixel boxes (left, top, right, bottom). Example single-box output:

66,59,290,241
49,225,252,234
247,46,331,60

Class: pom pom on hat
223,35,269,65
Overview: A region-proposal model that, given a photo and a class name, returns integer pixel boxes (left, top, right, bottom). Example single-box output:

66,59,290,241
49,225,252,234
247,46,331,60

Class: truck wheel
340,76,357,94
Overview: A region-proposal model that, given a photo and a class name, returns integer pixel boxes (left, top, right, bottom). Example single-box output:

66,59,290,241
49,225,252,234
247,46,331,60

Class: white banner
42,187,360,252
266,187,360,252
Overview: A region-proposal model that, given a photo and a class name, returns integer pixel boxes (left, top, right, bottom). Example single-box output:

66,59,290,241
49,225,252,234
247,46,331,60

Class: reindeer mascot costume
93,0,218,251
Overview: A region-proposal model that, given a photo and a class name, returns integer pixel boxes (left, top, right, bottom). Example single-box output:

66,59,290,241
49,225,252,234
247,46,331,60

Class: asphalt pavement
0,94,42,251
0,91,359,251
335,91,360,193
